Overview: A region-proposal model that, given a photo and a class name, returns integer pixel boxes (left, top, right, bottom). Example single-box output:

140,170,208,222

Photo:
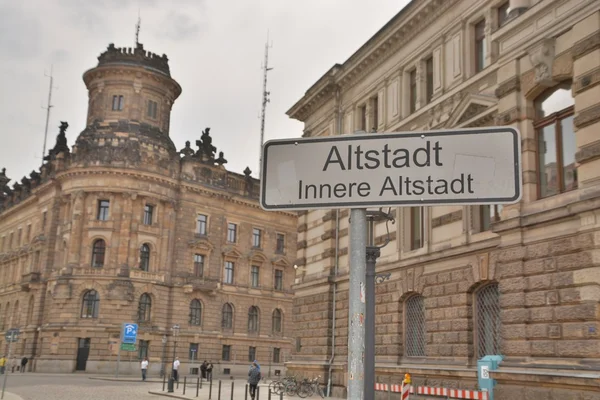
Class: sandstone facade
0,42,297,377
287,0,600,398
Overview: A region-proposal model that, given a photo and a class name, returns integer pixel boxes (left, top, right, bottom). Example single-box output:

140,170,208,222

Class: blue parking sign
122,323,138,344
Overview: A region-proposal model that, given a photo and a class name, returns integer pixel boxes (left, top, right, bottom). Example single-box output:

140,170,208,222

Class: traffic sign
4,329,19,343
260,127,521,210
121,323,138,344
120,343,137,352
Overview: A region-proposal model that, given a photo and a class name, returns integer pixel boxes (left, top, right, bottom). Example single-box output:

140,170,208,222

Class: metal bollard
245,384,248,400
162,374,166,391
168,374,175,393
177,376,180,389
279,390,283,400
209,377,213,399
230,381,235,400
218,380,222,400
201,376,203,389
197,377,200,397
268,389,272,400
257,385,260,400
183,376,187,395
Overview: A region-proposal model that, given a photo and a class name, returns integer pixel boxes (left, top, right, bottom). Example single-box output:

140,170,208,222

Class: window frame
143,204,154,226
189,343,199,361
91,239,106,268
224,261,235,285
274,269,283,291
404,294,426,357
138,340,149,360
425,56,434,104
138,293,152,323
251,265,260,288
81,290,99,319
248,346,256,362
474,19,486,73
272,309,282,334
189,299,202,326
409,69,417,113
275,233,285,254
248,306,259,333
273,347,281,363
222,344,231,361
147,100,158,119
227,222,237,243
497,2,510,28
409,207,424,251
139,243,151,272
97,200,110,221
474,283,502,359
112,95,124,111
534,104,576,199
222,303,233,329
196,214,208,236
252,228,262,248
193,254,205,278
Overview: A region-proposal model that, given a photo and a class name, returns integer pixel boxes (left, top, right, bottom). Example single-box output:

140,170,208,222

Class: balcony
130,269,165,283
20,272,41,291
183,277,219,294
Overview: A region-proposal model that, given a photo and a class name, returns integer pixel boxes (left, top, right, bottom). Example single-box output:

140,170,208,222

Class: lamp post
172,324,180,373
364,209,393,400
160,335,167,378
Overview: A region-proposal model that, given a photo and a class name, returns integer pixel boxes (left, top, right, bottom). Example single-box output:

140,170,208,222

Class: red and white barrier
372,383,489,400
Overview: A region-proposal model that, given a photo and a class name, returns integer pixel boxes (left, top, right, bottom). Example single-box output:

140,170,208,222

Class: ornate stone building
287,0,600,398
0,42,297,376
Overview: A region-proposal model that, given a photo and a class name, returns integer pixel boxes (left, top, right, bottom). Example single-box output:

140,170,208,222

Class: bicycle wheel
269,381,280,395
285,381,298,397
273,381,285,395
317,384,325,398
297,382,314,398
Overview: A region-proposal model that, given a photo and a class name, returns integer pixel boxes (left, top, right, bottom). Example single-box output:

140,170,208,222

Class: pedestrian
254,359,261,372
0,355,6,375
206,361,213,381
248,362,261,400
141,357,149,381
200,360,207,379
20,357,28,373
172,357,180,382
10,357,16,373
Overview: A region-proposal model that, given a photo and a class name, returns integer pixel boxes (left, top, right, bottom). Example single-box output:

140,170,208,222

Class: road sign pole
2,331,15,399
348,208,367,400
364,216,381,400
116,325,122,378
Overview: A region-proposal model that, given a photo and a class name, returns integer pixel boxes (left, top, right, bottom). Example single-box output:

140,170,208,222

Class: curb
89,376,163,383
148,390,190,399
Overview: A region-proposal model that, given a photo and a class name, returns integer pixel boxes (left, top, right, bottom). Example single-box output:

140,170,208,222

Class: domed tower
72,42,182,175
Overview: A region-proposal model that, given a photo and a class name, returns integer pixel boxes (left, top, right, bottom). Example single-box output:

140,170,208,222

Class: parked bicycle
269,375,298,396
297,375,324,398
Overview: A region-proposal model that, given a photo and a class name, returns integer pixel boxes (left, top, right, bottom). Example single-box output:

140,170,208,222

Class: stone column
118,192,135,270
67,191,86,267
572,11,600,188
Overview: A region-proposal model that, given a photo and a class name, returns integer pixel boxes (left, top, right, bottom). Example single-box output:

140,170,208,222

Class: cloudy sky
0,0,410,184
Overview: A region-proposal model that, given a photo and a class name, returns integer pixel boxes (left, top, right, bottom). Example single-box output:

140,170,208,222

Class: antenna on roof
41,65,57,161
135,9,141,45
258,30,273,178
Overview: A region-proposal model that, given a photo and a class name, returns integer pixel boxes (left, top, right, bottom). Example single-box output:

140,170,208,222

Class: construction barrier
373,383,489,400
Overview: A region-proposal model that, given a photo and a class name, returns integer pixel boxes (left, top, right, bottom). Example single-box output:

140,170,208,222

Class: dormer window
147,100,158,119
112,95,124,111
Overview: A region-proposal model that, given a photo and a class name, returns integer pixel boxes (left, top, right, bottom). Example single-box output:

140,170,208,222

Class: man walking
206,361,213,381
172,357,180,382
141,357,149,381
0,355,6,374
248,362,261,400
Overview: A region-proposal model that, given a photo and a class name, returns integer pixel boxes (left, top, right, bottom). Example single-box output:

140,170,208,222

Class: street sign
260,127,521,210
121,323,138,344
120,343,137,352
4,329,19,343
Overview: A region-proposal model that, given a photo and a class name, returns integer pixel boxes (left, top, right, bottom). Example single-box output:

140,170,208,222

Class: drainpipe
326,86,342,397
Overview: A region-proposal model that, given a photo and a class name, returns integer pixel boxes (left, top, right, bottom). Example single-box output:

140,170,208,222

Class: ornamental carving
574,104,600,130
575,138,600,164
495,76,520,99
529,38,555,88
574,67,600,94
572,31,600,60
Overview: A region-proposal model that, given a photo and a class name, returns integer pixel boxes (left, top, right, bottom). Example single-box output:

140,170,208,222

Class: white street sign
260,127,521,210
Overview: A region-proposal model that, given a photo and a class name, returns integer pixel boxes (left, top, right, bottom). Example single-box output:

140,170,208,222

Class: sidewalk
147,378,342,400
1,392,24,400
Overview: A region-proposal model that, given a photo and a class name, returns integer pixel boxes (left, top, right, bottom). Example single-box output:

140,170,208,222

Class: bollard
200,376,203,389
388,376,392,400
218,380,222,400
183,376,187,395
268,388,272,400
196,377,200,397
162,374,166,391
177,377,180,390
279,390,283,400
230,381,235,400
257,385,260,400
245,384,248,400
168,374,175,393
209,377,213,399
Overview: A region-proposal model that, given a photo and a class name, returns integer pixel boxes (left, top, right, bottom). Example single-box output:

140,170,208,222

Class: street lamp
364,209,393,400
160,335,167,378
172,324,180,373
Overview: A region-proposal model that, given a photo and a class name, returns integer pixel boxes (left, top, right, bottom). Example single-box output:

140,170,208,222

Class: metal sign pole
1,331,15,399
364,216,381,400
116,325,122,378
348,208,367,400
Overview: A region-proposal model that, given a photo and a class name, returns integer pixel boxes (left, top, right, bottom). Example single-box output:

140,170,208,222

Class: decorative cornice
576,141,600,165
494,106,521,125
431,210,462,228
574,66,600,94
495,76,520,99
574,104,600,129
572,31,600,61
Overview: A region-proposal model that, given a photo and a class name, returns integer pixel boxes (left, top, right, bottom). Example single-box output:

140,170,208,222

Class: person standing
20,357,28,373
206,361,213,381
141,357,149,381
172,357,180,382
200,360,207,379
248,362,261,400
0,355,6,374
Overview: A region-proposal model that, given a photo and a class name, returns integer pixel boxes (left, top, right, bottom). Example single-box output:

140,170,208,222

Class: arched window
92,239,106,268
12,301,20,327
405,295,426,357
272,309,282,334
81,290,99,319
139,244,150,272
535,83,576,198
248,306,259,333
26,295,34,324
190,299,202,326
475,283,501,358
222,303,233,329
138,293,152,322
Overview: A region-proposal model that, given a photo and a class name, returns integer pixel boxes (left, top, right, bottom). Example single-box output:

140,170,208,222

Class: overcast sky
0,0,410,185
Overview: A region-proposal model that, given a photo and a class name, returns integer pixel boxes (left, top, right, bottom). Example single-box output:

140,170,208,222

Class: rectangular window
409,69,417,113
41,211,47,232
227,223,237,243
17,229,22,247
97,200,110,221
189,343,199,361
143,204,154,226
196,214,207,235
252,228,262,248
138,340,149,360
112,95,124,111
251,265,260,288
476,205,503,232
497,2,510,28
474,19,486,73
425,56,434,104
276,233,285,254
410,207,424,250
147,100,158,119
194,254,204,278
224,261,234,284
274,270,283,291
372,96,379,131
359,105,367,131
26,225,31,242
248,346,256,362
222,345,231,361
273,348,281,363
